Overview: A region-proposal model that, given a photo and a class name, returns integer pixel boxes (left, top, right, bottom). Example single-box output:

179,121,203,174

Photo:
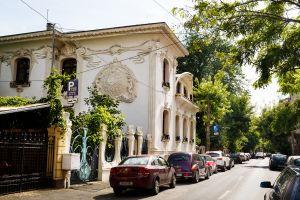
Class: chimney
46,23,54,31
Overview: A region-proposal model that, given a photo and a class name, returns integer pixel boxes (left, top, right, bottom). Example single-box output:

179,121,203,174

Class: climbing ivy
43,69,70,130
72,87,125,144
0,96,34,107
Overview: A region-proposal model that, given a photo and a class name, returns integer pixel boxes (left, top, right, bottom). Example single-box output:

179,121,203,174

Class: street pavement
1,158,280,200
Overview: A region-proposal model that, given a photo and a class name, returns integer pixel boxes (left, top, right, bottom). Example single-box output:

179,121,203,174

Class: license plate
176,173,182,177
119,181,133,186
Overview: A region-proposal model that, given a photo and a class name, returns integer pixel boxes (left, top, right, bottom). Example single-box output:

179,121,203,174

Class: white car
286,155,300,166
206,151,231,171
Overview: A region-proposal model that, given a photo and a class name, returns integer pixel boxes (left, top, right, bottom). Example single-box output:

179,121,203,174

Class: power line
19,0,50,22
152,0,182,23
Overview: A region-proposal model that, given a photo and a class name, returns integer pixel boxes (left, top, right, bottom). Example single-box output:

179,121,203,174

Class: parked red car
200,154,218,174
109,155,176,196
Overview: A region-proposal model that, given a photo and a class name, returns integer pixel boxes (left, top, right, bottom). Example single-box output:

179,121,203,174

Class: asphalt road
95,158,280,200
1,158,280,200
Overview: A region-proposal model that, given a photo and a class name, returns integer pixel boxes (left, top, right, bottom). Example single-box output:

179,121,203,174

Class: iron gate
0,129,52,195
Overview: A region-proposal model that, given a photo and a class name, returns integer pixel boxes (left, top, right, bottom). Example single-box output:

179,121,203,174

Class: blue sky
0,0,284,113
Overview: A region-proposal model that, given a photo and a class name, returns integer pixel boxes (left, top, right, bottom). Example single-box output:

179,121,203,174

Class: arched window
162,110,169,135
15,58,30,85
62,58,77,78
176,82,181,94
162,59,169,86
61,58,77,92
183,87,188,98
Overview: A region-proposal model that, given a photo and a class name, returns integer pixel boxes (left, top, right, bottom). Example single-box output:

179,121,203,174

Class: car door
160,157,173,183
270,168,294,200
158,157,169,184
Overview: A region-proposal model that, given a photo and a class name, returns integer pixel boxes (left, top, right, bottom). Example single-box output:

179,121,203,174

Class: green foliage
193,71,231,149
220,94,253,152
72,87,125,144
278,69,300,94
43,69,70,129
174,0,300,87
256,98,300,154
0,96,33,107
177,35,244,94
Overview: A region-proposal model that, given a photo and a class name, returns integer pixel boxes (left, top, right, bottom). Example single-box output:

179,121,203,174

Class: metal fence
0,129,51,195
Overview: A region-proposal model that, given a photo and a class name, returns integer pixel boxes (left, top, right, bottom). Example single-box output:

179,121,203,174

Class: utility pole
50,23,56,73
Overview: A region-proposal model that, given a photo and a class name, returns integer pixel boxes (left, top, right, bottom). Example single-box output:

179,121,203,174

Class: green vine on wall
0,96,34,107
43,69,70,131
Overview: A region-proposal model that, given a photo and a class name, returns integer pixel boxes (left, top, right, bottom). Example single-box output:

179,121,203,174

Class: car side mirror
260,181,272,188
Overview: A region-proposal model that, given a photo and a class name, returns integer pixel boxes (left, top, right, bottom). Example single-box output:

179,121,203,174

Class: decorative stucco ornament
94,58,137,103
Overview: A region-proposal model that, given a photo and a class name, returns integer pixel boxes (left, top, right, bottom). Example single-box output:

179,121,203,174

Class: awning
0,103,50,115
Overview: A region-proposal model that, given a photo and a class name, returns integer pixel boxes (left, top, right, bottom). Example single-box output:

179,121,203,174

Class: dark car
269,154,287,170
229,153,244,164
109,155,176,196
168,152,208,183
260,166,300,200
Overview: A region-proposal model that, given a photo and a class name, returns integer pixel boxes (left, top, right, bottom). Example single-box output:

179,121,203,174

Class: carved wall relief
94,58,137,103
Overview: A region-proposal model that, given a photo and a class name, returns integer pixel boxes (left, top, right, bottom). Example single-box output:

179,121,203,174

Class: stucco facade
0,22,198,155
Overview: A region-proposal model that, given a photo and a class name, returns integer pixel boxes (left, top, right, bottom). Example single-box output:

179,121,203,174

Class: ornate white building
0,22,198,155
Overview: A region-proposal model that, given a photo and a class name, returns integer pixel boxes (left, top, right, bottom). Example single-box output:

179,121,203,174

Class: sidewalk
0,181,111,200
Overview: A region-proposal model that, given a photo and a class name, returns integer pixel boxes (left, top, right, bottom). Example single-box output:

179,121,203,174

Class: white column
147,134,152,154
98,124,108,180
112,130,122,164
127,125,135,156
136,127,143,155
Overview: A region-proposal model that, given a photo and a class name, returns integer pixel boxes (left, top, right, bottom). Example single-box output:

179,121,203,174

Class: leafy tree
174,0,300,87
193,71,231,150
256,99,300,154
177,34,244,94
278,69,300,94
220,94,253,152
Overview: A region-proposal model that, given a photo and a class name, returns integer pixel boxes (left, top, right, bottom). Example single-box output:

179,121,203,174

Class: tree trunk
205,102,211,151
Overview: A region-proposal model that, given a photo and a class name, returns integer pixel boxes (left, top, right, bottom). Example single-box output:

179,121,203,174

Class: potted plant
161,134,170,142
175,136,181,142
162,82,170,90
182,137,188,143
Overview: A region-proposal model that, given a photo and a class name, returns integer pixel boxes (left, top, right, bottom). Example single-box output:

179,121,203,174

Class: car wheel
222,163,227,172
151,179,160,195
227,163,231,170
193,170,200,183
214,168,218,174
170,175,176,188
205,169,210,179
113,187,123,196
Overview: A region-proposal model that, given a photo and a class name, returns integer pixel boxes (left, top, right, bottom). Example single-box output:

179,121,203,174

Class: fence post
98,124,107,181
136,127,143,155
127,125,135,156
113,130,122,164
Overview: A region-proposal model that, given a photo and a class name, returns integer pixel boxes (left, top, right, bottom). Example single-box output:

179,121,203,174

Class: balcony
175,93,198,112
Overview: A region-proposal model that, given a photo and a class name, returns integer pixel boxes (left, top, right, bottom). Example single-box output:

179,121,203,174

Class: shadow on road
244,165,269,169
93,187,170,200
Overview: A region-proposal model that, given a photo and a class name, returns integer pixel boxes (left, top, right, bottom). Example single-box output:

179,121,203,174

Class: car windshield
168,154,190,162
119,157,149,165
273,155,287,159
294,159,300,166
207,153,220,157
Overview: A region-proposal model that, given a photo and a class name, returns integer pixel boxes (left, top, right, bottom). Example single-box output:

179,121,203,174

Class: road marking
218,190,230,200
232,176,244,188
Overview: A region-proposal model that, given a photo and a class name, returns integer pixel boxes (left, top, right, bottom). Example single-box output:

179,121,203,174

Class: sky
0,0,284,113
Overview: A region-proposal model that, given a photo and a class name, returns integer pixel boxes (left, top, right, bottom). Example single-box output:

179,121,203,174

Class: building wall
0,31,197,155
